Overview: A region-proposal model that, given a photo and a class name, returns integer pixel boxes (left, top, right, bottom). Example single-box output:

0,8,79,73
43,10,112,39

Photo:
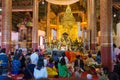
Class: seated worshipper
58,57,71,77
113,54,120,80
0,68,12,80
26,49,32,56
59,52,69,64
52,52,59,68
46,58,58,77
8,52,14,63
19,49,26,73
34,58,48,79
30,49,39,65
116,53,120,64
113,44,120,63
95,51,101,64
59,52,73,71
86,53,97,66
11,55,21,75
69,51,76,63
23,56,36,80
0,48,8,70
98,66,109,80
65,51,71,61
74,55,84,72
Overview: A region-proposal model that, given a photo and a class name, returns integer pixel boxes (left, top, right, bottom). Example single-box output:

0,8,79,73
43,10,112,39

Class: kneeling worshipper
11,55,21,75
23,56,36,80
46,58,58,77
65,51,77,63
58,57,71,77
34,58,48,79
86,53,98,66
74,55,84,72
85,53,98,75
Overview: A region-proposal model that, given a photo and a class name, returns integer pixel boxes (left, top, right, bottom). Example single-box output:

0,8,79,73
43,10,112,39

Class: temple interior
0,0,119,48
0,0,120,80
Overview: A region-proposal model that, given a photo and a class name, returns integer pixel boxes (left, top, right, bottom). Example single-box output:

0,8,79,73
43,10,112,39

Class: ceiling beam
113,2,120,5
0,6,33,12
12,8,33,12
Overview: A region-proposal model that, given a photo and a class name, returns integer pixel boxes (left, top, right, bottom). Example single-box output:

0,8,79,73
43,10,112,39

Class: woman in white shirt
34,58,48,80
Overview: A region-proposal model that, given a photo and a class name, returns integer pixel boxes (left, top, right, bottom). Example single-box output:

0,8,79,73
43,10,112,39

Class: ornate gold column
100,0,113,71
46,2,50,44
82,13,85,22
32,0,39,50
87,0,96,50
2,0,12,53
56,15,59,39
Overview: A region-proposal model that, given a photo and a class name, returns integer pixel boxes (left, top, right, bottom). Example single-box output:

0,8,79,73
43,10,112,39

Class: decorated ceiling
0,0,119,31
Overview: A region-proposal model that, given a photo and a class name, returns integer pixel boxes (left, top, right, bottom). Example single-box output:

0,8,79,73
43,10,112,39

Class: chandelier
61,5,76,29
45,0,79,5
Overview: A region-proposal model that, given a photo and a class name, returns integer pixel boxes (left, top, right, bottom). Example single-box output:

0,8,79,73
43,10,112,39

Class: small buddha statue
58,32,71,51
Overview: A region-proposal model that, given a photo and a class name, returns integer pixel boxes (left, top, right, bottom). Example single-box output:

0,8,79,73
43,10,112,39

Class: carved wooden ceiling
0,0,120,31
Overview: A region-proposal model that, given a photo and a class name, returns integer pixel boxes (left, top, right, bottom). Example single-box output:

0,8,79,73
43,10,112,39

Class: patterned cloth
58,63,70,77
11,60,21,75
46,67,58,77
0,53,8,67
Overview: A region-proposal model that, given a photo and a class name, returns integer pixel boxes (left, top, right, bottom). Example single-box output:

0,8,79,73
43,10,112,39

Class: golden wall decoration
58,24,78,41
61,5,76,30
58,5,78,41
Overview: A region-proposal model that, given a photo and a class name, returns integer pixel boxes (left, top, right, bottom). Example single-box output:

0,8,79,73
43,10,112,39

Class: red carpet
8,72,98,80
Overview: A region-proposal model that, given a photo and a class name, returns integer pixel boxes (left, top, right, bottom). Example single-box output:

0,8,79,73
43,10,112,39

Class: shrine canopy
45,0,79,5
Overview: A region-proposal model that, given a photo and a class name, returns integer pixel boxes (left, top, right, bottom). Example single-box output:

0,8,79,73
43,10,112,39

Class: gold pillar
82,13,85,22
100,0,113,71
56,15,59,39
87,0,96,50
2,0,12,53
32,0,39,50
46,2,50,43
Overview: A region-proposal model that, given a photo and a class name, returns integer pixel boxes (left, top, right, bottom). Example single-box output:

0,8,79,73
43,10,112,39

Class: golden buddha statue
58,5,78,41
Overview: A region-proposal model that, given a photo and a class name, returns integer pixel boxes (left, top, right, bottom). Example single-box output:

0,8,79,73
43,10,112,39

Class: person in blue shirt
0,48,8,67
11,54,21,75
0,48,8,75
95,51,101,64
